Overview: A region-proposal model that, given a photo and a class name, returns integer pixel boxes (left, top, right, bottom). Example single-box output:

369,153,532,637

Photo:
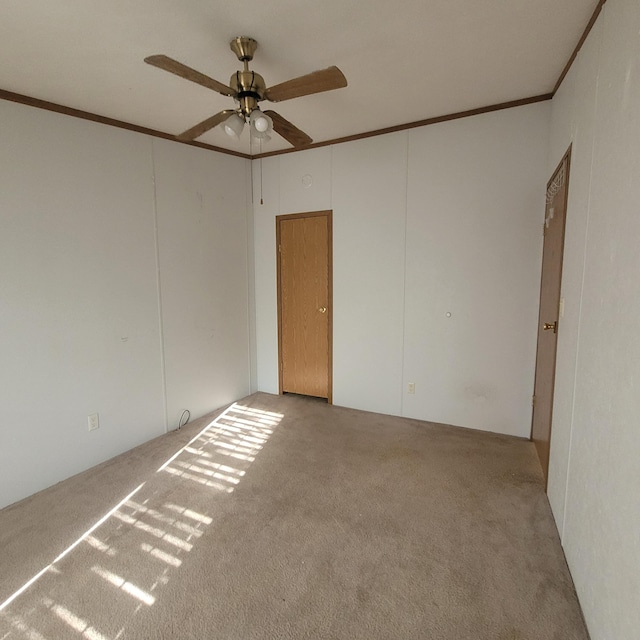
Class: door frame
276,210,333,403
530,145,572,486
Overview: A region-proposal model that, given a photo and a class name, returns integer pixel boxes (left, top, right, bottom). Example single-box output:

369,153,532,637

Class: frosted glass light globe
224,113,245,139
254,115,269,132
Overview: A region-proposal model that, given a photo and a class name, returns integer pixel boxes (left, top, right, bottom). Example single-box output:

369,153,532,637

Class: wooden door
277,211,332,401
531,149,571,486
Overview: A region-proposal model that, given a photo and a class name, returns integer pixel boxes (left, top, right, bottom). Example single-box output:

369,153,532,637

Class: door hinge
278,244,282,253
532,394,536,407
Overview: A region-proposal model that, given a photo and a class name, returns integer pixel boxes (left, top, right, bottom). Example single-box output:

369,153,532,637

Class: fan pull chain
260,137,264,205
249,133,255,205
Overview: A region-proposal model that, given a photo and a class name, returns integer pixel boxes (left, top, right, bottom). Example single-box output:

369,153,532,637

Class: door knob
543,322,557,333
318,307,327,313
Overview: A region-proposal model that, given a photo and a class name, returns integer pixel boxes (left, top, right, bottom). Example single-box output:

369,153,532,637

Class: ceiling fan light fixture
224,113,245,139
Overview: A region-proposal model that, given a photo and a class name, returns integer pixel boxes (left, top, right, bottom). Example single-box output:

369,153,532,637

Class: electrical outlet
407,382,415,394
88,413,100,432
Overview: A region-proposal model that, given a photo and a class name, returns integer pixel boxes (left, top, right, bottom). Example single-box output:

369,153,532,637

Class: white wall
547,0,640,637
332,134,408,415
252,102,550,436
153,140,251,424
546,9,602,534
403,107,548,435
0,101,251,510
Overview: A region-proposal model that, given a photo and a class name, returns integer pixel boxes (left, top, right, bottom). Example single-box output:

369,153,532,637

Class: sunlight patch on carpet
0,402,283,640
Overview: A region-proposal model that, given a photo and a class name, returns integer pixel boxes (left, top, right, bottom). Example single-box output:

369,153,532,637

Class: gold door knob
543,322,557,332
318,307,327,313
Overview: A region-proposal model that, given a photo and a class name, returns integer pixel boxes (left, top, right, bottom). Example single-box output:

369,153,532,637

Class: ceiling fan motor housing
231,70,266,117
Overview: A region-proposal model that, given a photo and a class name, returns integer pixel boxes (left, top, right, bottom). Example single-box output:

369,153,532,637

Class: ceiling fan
145,36,347,148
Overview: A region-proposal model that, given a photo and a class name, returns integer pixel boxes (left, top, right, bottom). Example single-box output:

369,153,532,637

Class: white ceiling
0,0,596,155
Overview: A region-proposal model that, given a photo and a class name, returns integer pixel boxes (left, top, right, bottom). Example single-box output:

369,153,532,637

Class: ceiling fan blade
264,110,313,147
265,66,347,102
177,110,237,141
145,55,234,97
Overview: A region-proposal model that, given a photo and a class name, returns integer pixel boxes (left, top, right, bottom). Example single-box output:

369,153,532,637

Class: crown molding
253,94,553,159
0,88,251,159
553,0,608,94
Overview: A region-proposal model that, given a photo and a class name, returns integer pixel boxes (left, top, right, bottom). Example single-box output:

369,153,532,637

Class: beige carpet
0,392,589,639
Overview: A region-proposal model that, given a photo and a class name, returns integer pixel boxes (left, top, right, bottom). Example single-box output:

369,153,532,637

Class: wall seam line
150,137,169,433
400,132,410,416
